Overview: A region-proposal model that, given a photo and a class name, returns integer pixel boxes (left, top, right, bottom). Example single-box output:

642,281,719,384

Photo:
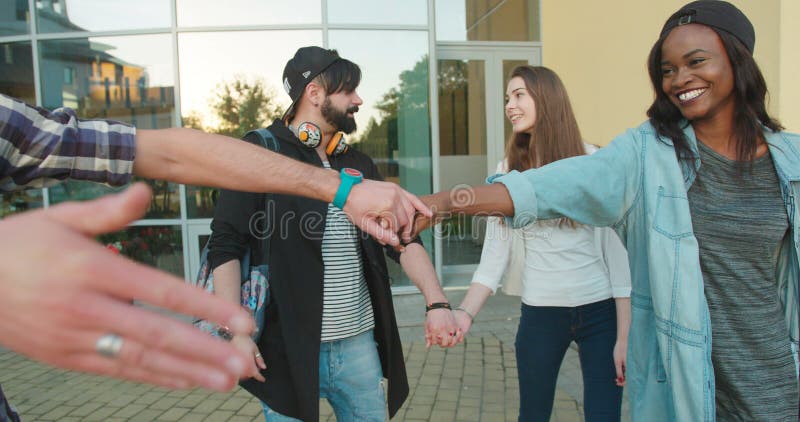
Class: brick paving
1,291,630,421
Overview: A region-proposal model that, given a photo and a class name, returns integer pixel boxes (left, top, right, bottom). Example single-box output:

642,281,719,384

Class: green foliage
183,75,282,138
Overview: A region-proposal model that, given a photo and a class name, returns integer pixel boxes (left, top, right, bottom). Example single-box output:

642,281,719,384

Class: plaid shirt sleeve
0,94,136,192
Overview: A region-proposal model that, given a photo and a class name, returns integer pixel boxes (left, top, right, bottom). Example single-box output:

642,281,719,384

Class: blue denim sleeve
491,129,643,229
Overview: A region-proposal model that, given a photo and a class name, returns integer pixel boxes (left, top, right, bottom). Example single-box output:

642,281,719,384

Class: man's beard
321,97,358,134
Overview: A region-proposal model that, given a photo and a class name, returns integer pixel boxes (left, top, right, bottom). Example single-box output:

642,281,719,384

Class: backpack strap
244,128,280,153
240,128,280,271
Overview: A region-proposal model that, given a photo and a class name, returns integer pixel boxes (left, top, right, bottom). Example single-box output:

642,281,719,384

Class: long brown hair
505,66,585,228
505,66,585,172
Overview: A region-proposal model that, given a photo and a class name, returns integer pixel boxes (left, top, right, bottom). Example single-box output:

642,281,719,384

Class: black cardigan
208,120,410,421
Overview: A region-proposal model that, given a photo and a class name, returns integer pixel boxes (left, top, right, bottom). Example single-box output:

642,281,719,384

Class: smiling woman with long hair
452,65,631,422
420,1,800,420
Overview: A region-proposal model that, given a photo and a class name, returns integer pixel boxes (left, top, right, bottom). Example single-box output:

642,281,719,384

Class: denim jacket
493,120,800,421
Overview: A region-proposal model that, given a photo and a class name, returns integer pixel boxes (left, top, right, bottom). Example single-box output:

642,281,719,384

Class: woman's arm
413,131,643,237
613,297,631,386
453,283,494,340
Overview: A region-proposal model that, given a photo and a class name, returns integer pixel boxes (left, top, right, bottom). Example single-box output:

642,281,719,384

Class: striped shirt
0,94,136,192
319,161,375,342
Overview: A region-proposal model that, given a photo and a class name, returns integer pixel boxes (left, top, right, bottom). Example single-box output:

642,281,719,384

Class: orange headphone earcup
326,132,348,156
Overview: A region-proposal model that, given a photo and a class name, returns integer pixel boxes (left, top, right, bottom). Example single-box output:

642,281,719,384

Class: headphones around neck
293,121,349,156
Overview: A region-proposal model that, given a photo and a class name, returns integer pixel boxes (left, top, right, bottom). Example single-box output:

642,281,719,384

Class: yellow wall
780,0,800,132
541,0,795,144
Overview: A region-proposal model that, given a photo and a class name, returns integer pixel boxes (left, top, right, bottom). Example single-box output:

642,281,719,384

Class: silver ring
254,353,262,359
95,334,124,358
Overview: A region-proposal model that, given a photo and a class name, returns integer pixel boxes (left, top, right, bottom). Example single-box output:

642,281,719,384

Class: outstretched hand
0,183,255,391
344,180,432,246
407,191,452,241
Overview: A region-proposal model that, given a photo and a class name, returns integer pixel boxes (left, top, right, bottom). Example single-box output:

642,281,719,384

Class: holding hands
424,307,462,348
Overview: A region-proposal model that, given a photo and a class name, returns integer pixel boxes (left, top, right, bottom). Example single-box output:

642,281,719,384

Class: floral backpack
191,128,278,342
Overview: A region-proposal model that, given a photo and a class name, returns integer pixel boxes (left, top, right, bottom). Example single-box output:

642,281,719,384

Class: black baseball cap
660,1,755,53
282,46,341,117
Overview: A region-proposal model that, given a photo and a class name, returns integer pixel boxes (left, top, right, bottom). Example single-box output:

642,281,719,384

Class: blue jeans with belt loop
516,298,622,422
261,329,387,422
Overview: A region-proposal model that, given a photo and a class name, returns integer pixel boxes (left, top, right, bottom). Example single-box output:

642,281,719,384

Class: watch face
343,168,362,178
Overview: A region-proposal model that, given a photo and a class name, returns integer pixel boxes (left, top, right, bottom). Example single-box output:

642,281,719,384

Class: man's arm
398,243,460,348
134,128,430,245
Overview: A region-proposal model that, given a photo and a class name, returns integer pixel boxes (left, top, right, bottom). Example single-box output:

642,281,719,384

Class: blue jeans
261,330,387,422
516,298,622,422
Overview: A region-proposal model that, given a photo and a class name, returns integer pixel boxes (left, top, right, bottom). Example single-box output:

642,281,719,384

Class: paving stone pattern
1,291,630,421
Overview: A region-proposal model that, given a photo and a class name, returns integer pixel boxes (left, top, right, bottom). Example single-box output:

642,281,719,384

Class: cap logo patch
302,71,311,78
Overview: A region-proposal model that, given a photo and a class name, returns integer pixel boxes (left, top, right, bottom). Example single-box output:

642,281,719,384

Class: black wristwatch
215,325,233,341
425,302,452,315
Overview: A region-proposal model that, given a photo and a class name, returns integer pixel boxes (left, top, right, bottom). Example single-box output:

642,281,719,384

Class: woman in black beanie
415,1,800,420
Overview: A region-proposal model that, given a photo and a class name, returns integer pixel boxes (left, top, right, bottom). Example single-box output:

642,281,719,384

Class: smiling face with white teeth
660,24,735,125
505,76,537,134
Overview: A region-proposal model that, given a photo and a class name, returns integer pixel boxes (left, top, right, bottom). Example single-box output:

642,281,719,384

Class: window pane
178,30,321,218
0,42,35,104
36,0,170,33
39,34,175,126
40,34,179,218
328,0,426,25
0,0,30,35
437,59,488,273
0,41,38,217
48,178,181,218
329,30,433,287
436,0,540,42
438,59,485,157
177,0,321,27
185,185,217,219
100,225,184,277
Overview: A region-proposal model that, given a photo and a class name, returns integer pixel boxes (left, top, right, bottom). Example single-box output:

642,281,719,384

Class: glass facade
0,0,540,289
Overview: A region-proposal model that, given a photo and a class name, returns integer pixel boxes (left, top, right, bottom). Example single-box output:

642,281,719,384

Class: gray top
688,141,798,421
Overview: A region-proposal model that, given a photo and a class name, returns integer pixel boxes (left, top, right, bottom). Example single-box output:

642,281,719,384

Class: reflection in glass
328,0,426,25
438,59,488,274
178,31,321,134
0,0,29,35
438,59,485,157
100,225,184,277
39,34,179,217
36,0,170,33
0,42,35,105
178,30,321,216
48,177,181,218
436,0,540,42
0,189,43,218
177,0,321,27
185,185,217,219
329,30,432,287
39,34,175,127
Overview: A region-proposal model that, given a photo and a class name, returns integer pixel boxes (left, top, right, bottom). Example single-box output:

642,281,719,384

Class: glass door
186,221,212,282
435,47,539,286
